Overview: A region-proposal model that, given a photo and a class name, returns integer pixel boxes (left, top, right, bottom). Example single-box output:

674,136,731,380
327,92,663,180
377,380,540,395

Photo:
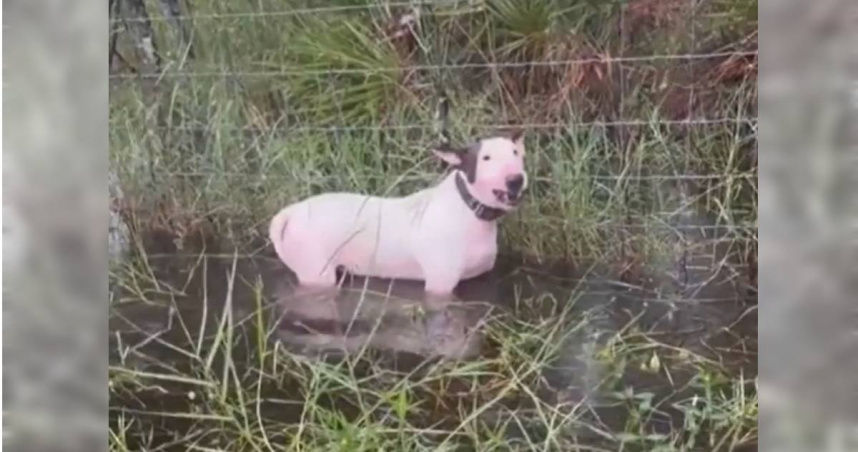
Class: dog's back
270,191,431,284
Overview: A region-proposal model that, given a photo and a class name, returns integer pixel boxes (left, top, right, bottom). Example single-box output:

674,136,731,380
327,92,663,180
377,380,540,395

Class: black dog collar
455,172,506,221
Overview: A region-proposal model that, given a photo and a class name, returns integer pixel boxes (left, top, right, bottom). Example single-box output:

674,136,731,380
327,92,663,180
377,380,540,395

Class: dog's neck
453,171,506,222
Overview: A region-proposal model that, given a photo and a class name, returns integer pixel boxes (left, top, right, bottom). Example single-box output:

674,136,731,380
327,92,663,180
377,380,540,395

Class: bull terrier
269,131,527,296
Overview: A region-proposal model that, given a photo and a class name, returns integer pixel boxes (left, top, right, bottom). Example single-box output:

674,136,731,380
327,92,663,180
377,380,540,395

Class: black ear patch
434,141,481,183
459,142,481,183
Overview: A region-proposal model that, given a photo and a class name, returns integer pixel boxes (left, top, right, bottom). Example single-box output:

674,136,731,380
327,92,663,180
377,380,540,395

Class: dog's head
432,130,528,211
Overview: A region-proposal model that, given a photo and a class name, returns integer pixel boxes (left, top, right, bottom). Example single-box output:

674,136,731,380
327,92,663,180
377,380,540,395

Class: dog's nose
506,174,524,193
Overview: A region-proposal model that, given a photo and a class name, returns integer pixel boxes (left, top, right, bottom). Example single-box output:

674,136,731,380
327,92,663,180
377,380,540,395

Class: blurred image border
3,0,108,450
1,0,857,450
759,0,858,450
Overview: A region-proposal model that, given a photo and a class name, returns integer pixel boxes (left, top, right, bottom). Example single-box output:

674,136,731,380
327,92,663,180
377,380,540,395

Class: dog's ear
432,144,464,166
508,129,524,147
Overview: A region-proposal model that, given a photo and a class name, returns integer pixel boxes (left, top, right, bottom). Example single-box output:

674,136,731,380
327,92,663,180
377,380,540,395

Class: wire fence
127,117,757,133
109,50,759,79
111,0,465,23
160,171,757,182
110,0,758,255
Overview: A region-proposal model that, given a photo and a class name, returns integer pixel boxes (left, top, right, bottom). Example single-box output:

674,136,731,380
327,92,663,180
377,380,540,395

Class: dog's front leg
424,271,460,295
423,290,460,310
419,252,464,308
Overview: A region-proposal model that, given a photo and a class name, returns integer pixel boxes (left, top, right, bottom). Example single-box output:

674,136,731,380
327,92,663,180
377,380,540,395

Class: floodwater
109,223,757,448
110,245,756,365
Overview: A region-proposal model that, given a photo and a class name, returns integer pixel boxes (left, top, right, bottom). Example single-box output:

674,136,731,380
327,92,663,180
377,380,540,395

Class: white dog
269,131,527,295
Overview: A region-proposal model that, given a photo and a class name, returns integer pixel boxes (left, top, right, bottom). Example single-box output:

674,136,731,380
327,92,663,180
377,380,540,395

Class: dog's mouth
493,189,523,207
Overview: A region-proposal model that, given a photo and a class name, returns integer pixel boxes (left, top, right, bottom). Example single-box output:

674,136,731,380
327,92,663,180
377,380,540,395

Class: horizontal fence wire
146,250,754,270
108,51,758,79
156,171,756,182
112,0,469,23
133,180,757,233
129,117,757,134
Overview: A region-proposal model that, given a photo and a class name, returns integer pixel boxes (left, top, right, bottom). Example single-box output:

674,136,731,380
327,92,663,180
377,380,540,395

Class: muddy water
110,251,755,364
109,225,756,448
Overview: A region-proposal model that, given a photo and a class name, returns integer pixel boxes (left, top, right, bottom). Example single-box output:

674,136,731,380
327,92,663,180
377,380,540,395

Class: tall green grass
110,0,757,262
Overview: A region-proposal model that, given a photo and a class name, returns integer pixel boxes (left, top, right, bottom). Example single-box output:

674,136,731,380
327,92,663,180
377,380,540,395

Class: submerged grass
109,250,757,451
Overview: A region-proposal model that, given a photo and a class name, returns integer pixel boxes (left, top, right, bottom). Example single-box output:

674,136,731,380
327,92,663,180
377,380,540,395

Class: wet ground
110,258,756,446
109,224,757,450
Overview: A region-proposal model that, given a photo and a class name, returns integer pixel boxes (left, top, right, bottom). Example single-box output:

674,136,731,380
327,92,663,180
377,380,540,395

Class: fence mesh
109,0,758,263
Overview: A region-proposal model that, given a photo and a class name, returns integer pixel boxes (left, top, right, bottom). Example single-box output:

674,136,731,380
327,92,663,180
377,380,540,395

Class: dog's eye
482,155,491,161
513,149,518,156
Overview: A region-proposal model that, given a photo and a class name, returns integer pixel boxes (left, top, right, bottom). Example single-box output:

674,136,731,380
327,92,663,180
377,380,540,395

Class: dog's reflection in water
271,277,492,361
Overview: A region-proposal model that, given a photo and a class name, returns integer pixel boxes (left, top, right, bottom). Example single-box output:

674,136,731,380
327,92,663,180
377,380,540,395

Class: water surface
109,226,757,449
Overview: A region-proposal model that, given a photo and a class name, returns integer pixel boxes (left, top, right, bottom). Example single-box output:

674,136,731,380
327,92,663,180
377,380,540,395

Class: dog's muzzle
492,189,521,206
494,174,526,206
